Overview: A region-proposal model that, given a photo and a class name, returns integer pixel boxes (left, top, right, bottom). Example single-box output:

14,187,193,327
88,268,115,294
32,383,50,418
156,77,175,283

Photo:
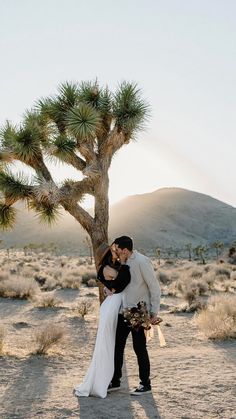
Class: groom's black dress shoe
107,383,120,392
130,384,152,395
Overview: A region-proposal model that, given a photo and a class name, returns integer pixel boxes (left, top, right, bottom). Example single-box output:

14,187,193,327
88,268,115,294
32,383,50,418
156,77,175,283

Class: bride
74,242,130,398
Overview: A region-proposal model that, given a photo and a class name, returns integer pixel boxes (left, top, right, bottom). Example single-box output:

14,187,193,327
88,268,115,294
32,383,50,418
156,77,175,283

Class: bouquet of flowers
123,301,166,347
123,301,159,331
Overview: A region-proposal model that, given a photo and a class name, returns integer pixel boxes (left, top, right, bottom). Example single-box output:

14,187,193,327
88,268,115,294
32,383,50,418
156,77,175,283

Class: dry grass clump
214,267,231,278
190,269,203,279
73,299,92,318
222,280,236,292
87,278,97,287
204,272,215,291
34,323,65,354
0,277,40,299
166,262,236,300
60,276,81,289
57,270,82,289
158,270,171,285
41,276,58,291
33,292,62,308
22,265,40,278
195,295,236,339
231,271,236,281
41,266,82,290
173,275,209,304
0,326,5,354
81,270,97,285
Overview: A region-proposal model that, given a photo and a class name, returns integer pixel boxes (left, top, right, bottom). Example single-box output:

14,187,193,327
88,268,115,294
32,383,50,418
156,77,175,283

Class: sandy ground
0,288,236,419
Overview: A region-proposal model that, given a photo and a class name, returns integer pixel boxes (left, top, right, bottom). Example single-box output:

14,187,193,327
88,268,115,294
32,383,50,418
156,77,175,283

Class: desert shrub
60,276,81,289
57,270,82,289
34,323,65,354
231,271,236,281
0,326,5,354
158,271,170,284
59,257,67,267
81,271,97,285
204,272,215,291
216,274,230,283
166,281,178,296
22,265,40,277
215,267,230,278
222,280,236,292
0,277,40,299
175,275,209,305
42,277,58,291
171,300,206,313
34,274,48,286
228,247,236,264
194,279,208,295
195,295,236,340
87,278,97,287
33,293,62,308
190,269,203,279
73,300,92,318
182,281,199,305
164,260,174,266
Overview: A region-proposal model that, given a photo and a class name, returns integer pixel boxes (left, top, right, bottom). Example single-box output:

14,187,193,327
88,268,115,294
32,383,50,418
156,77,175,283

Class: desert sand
1,280,236,419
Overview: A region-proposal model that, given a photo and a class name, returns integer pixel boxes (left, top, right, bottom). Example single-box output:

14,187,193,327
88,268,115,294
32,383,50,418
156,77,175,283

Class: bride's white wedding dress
74,292,123,398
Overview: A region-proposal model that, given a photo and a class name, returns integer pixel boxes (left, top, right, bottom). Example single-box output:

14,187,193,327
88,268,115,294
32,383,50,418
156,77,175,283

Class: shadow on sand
0,355,51,419
77,361,161,419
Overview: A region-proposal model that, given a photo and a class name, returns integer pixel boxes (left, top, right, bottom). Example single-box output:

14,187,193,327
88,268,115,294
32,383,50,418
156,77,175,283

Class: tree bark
91,170,109,303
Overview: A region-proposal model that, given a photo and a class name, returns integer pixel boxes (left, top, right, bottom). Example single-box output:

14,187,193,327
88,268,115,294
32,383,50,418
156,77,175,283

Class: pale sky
0,0,235,208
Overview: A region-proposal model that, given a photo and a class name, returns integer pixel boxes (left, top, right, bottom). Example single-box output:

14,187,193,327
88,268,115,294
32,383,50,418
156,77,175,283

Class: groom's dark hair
114,236,133,251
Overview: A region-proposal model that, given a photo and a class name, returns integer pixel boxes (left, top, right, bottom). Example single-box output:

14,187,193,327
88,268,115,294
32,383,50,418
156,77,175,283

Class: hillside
109,188,236,250
1,188,235,253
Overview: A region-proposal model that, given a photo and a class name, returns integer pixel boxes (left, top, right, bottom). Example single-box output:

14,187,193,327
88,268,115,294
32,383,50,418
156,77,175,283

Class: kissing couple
74,235,161,398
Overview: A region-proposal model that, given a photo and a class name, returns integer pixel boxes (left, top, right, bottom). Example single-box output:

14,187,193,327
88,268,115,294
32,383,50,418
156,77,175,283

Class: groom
106,236,161,395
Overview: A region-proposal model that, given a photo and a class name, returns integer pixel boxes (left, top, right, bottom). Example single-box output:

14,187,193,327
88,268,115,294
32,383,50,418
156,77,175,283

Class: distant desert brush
58,272,82,289
214,267,231,278
87,278,97,287
158,270,170,285
0,326,5,354
73,299,92,318
34,323,65,354
33,293,62,308
195,295,236,340
81,270,97,285
0,277,40,299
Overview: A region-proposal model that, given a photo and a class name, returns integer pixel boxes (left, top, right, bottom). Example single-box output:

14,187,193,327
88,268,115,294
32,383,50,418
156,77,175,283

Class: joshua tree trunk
91,172,109,302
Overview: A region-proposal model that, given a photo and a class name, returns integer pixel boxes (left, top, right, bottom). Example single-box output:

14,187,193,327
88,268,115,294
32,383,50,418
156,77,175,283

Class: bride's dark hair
101,249,120,269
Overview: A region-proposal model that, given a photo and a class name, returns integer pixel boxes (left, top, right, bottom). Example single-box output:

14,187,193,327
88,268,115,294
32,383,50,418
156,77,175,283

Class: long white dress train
74,292,123,398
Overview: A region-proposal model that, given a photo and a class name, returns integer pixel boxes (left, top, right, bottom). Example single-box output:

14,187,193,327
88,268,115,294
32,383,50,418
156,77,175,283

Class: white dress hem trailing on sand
74,292,123,398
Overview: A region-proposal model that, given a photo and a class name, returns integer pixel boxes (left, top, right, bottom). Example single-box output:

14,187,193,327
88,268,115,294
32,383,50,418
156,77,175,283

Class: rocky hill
1,188,235,254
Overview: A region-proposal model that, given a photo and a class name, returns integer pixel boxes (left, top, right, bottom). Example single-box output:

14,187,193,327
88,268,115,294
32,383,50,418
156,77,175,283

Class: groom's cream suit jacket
121,250,161,314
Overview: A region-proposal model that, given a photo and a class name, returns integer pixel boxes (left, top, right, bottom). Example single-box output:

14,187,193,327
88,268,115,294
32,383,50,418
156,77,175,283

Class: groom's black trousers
112,314,150,387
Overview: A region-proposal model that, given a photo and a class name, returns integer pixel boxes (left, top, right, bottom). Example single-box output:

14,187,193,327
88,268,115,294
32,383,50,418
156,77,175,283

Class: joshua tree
84,235,93,264
0,80,149,301
228,241,236,264
194,245,208,265
184,243,192,261
211,240,224,260
156,247,161,265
